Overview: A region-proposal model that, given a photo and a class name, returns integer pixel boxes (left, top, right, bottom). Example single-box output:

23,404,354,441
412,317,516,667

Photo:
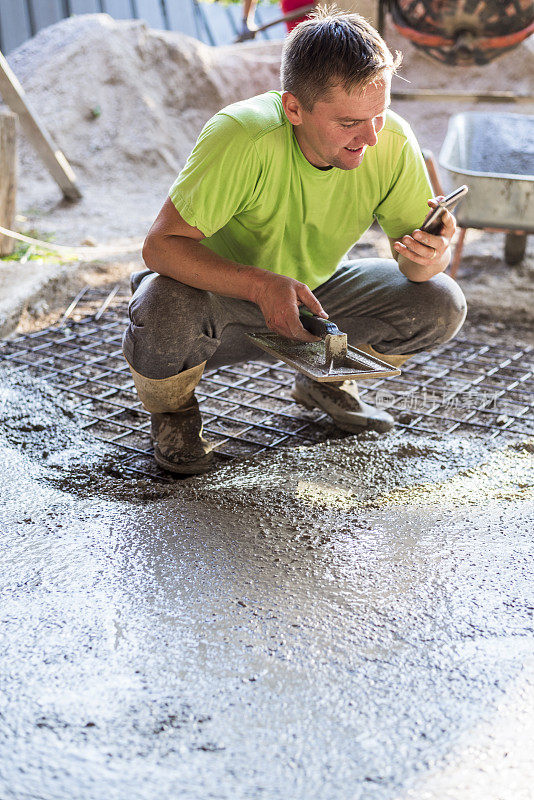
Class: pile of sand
10,14,284,181
4,14,282,240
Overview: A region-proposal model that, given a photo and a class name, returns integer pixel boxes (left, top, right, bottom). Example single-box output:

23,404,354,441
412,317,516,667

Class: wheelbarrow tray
439,112,534,233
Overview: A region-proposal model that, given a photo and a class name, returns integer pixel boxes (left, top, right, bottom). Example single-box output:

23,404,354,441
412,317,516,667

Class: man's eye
341,122,359,128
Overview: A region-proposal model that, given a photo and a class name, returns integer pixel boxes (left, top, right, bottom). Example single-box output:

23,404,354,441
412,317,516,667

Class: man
122,9,466,475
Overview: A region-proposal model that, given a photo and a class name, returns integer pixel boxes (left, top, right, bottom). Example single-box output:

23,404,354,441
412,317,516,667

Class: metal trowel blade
246,332,401,382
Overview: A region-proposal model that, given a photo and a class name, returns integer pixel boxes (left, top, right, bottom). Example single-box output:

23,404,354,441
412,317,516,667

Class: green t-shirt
169,91,432,290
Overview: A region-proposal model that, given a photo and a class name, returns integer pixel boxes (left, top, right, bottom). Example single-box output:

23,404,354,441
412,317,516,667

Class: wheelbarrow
436,111,534,276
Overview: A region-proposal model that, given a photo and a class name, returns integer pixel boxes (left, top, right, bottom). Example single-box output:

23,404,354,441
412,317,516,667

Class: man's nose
359,119,378,147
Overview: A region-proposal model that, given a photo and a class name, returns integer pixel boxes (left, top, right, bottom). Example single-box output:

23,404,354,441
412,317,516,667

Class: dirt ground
1,12,533,800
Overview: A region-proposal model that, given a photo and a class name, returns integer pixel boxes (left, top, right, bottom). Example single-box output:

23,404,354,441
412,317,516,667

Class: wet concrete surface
1,367,533,799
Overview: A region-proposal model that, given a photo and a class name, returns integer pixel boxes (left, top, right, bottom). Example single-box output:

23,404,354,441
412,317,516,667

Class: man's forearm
142,234,265,304
389,236,451,282
142,232,327,342
396,251,450,282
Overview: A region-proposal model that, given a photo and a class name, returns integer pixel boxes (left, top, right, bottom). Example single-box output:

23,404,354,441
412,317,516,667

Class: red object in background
280,0,313,31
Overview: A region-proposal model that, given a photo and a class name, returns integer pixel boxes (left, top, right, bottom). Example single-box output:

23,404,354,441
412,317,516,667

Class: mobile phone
421,185,469,234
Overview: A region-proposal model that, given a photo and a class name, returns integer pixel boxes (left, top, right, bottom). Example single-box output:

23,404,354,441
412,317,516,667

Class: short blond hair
281,6,401,111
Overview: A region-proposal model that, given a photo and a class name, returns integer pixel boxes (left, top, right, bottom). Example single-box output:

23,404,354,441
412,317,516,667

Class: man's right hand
142,201,328,341
252,271,328,342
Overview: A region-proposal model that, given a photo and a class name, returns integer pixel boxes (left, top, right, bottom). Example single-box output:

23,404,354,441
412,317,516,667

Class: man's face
284,76,391,170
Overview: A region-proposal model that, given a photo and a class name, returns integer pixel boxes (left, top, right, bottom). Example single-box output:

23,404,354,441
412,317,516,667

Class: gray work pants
122,259,467,380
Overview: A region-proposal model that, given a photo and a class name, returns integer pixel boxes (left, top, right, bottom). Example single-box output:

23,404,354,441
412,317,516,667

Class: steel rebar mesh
1,286,532,480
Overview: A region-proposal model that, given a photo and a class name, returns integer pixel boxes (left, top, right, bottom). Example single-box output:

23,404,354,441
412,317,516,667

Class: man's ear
281,91,304,126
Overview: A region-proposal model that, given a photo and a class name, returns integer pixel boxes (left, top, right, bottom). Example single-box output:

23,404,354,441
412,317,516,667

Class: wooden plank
0,110,17,256
102,0,134,18
165,0,198,37
253,2,286,41
198,1,234,44
135,0,165,28
0,50,82,200
0,0,32,54
70,0,103,14
29,0,64,31
0,0,285,53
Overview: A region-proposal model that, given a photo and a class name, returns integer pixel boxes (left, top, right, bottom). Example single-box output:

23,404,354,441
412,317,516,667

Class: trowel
247,309,401,382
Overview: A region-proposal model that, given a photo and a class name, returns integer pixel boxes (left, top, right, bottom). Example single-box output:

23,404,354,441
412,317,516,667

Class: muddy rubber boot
291,373,395,433
150,398,213,475
126,360,214,475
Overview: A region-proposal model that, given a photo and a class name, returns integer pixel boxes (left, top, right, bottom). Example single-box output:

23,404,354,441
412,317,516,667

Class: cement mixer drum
390,0,534,65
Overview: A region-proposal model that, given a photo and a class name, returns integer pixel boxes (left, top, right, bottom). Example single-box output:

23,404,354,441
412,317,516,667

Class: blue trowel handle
299,309,343,338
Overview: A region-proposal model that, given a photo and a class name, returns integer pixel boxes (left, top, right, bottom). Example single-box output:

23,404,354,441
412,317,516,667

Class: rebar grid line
3,318,530,371
77,401,325,447
198,383,329,425
357,344,532,422
0,336,127,373
4,316,525,366
71,378,337,461
367,370,532,419
3,358,127,387
394,405,531,435
69,360,534,436
77,392,323,448
401,346,531,376
3,310,523,353
2,286,533,480
8,334,530,407
94,286,121,320
404,361,532,382
256,341,533,432
199,374,330,425
71,372,534,436
2,351,329,436
373,391,531,433
202,364,330,416
2,338,532,432
89,435,153,455
86,386,331,448
76,407,148,431
2,344,532,437
436,373,533,435
204,362,532,428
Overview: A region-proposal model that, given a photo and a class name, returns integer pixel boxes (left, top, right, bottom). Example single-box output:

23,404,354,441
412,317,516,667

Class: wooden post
0,49,81,201
450,227,467,279
0,109,16,256
422,149,445,197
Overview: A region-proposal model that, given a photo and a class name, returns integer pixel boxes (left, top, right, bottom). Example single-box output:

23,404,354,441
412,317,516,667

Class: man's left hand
392,198,456,282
